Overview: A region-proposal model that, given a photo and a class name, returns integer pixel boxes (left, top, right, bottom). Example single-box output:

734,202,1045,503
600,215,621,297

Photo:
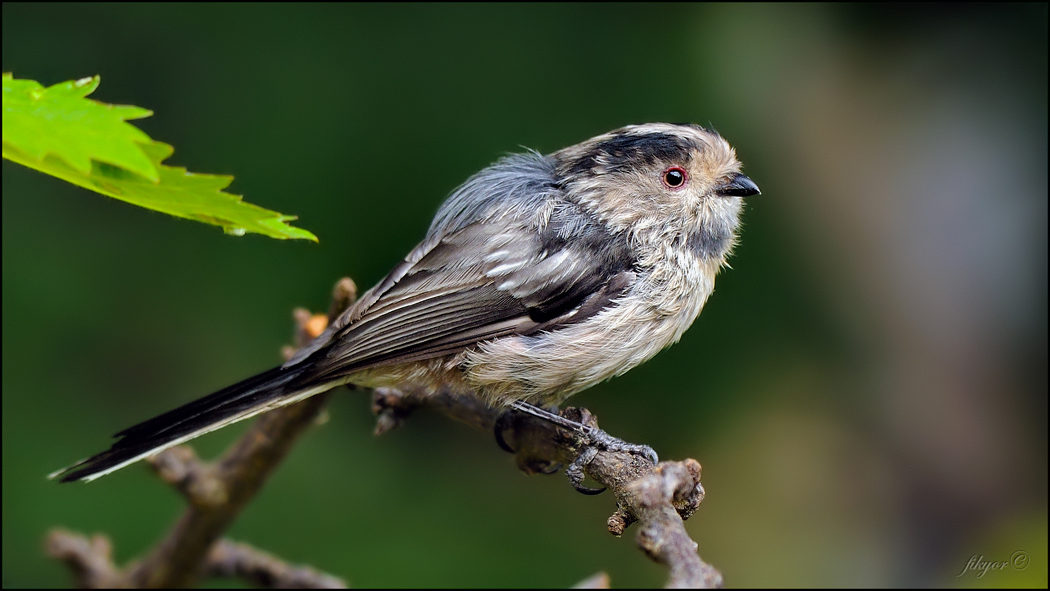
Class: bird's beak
716,173,761,197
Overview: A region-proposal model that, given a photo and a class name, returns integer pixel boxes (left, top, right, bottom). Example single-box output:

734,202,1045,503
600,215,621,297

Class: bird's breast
462,252,716,407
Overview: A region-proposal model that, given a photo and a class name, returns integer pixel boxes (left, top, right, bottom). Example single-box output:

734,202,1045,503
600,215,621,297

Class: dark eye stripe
566,131,697,177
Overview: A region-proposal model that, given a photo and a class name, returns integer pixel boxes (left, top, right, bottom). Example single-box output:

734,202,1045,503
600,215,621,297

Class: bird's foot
494,409,563,475
577,423,659,465
493,410,518,454
506,401,659,494
566,447,604,495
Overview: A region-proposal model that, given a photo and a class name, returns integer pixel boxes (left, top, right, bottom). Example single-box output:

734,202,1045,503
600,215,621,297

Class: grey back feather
427,151,561,238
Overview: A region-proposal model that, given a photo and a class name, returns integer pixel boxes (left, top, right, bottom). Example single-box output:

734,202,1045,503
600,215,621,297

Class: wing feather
292,218,635,383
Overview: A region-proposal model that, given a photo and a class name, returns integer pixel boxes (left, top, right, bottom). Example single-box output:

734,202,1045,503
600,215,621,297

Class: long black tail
50,364,333,483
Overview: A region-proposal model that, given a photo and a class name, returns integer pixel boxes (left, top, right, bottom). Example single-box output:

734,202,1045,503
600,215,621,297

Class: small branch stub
46,529,122,589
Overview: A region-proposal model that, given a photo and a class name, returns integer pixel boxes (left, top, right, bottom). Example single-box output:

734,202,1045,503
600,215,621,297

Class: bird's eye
662,167,688,189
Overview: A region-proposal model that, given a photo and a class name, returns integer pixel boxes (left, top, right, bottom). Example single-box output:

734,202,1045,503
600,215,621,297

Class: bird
51,123,760,483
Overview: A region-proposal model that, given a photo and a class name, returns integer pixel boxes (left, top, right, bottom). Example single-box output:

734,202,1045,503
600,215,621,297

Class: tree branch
128,390,336,587
46,529,122,589
372,388,723,588
205,538,346,589
46,530,346,589
125,278,358,588
49,279,356,589
49,276,721,588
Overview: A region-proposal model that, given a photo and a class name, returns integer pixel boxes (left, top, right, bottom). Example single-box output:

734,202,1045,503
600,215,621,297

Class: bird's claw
493,411,517,453
566,447,605,495
538,462,563,475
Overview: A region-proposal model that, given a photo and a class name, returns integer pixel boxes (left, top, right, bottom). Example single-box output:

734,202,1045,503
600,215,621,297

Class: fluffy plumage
52,123,759,482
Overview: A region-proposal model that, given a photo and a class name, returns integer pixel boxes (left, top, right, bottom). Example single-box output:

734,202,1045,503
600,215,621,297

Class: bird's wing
50,150,641,483
294,219,636,381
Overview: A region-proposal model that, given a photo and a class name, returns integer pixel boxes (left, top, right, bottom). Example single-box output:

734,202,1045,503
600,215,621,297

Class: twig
49,279,357,589
126,279,358,588
128,391,336,587
46,530,346,589
205,539,346,588
46,529,122,589
372,388,723,588
624,462,722,588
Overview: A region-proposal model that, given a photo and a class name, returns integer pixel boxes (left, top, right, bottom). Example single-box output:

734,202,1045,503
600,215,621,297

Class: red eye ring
662,166,688,189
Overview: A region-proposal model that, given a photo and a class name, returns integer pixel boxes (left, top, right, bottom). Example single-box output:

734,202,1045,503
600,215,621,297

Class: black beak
717,173,761,197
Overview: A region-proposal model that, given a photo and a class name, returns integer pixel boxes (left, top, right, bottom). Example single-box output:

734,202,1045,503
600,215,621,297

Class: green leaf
3,74,157,180
2,74,317,241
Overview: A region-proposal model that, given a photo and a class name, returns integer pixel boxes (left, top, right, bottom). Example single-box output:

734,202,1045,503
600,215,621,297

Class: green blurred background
3,4,1046,588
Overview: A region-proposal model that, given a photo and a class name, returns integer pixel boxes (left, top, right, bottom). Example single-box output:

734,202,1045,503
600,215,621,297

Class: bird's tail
49,365,338,483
